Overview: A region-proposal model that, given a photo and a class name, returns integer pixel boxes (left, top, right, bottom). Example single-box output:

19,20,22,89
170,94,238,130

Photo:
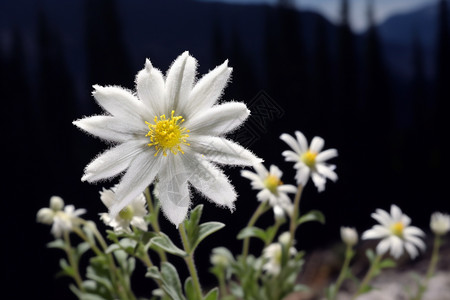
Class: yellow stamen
301,150,317,168
264,175,283,194
145,110,190,157
390,221,404,237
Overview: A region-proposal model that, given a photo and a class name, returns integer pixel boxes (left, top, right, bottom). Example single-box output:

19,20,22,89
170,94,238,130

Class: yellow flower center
390,221,404,237
118,205,134,221
264,175,283,194
145,110,190,157
301,150,317,168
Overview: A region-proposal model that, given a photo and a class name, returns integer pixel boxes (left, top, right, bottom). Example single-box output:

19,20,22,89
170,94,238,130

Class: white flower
37,196,86,238
262,242,296,275
73,52,261,226
430,212,450,236
362,204,425,259
241,163,296,218
100,186,148,233
280,131,338,192
340,226,358,246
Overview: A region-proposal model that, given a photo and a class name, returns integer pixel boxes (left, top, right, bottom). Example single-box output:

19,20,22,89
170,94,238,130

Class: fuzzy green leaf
236,227,267,242
296,210,325,226
47,239,66,250
184,277,198,300
203,288,218,300
160,262,186,300
150,233,187,257
191,222,225,251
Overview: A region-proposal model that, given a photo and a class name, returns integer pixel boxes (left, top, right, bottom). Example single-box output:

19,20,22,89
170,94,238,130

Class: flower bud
340,226,358,246
430,212,450,236
50,196,64,211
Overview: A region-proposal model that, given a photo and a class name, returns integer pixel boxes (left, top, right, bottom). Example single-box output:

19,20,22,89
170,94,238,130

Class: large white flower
100,186,148,234
362,204,426,259
280,131,337,192
73,52,261,225
37,196,86,238
241,163,296,218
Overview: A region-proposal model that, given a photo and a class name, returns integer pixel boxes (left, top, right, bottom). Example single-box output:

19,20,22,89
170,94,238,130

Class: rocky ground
285,237,450,300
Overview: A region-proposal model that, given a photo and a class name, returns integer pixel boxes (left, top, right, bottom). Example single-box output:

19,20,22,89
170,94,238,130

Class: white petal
278,184,297,194
405,235,426,251
241,170,262,185
257,189,271,202
131,217,148,231
269,165,283,178
82,140,148,182
282,150,300,162
404,226,425,237
316,163,338,182
155,155,192,226
311,172,326,192
371,209,392,227
390,204,403,221
404,242,419,259
92,85,150,121
309,136,324,153
190,136,262,166
389,236,404,259
376,238,391,256
165,52,197,112
73,115,144,143
186,60,232,116
186,102,249,136
316,149,338,163
253,163,269,178
136,59,165,116
294,131,308,153
280,133,301,154
185,158,237,210
37,208,54,224
362,225,390,240
110,151,162,217
100,188,116,209
295,166,310,185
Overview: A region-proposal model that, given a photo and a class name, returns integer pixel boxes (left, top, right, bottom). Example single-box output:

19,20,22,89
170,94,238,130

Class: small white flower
262,242,296,275
430,212,450,236
241,163,296,218
262,243,283,275
74,52,261,226
340,226,358,246
37,196,86,238
278,231,292,245
100,186,148,234
362,204,425,259
280,131,338,192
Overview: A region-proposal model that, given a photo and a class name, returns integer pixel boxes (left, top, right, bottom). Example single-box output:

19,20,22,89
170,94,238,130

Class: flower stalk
351,254,382,300
288,184,304,250
241,200,269,258
179,223,203,297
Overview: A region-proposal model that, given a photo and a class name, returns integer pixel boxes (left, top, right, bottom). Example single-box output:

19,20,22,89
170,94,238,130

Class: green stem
144,187,168,262
265,218,283,246
330,245,354,300
72,227,103,256
242,201,269,258
413,234,442,300
288,184,304,250
217,271,228,298
63,231,85,292
179,223,203,297
352,254,382,300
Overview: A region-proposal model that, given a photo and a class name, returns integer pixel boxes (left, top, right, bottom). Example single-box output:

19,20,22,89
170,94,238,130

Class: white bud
430,212,450,236
50,196,64,211
340,226,358,246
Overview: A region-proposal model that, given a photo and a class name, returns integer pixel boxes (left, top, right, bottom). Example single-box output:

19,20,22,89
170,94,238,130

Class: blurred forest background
2,0,449,299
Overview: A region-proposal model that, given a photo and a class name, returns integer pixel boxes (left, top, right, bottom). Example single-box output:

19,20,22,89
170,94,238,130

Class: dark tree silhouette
85,0,133,91
434,0,450,169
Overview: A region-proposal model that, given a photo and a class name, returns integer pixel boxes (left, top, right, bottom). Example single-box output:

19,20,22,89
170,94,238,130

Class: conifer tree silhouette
85,0,133,90
435,0,450,169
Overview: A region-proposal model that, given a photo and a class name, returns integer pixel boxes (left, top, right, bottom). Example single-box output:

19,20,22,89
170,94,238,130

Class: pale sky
197,0,438,32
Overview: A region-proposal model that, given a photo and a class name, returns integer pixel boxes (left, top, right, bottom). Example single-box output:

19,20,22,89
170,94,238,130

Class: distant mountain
376,1,450,80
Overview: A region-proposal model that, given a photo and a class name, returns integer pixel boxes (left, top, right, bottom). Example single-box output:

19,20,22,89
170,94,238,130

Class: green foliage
296,210,325,226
